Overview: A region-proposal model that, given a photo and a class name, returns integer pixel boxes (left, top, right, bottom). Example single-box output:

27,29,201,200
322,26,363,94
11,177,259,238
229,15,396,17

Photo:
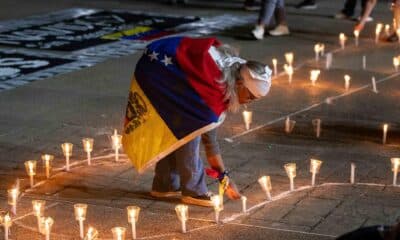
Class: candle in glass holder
24,160,37,188
2,213,12,240
310,70,320,86
74,203,88,239
310,159,323,186
284,117,296,134
242,110,252,130
371,76,378,93
111,130,122,162
339,33,347,49
312,119,321,138
32,200,46,230
8,187,19,215
85,227,99,240
258,176,272,200
375,23,383,43
61,142,73,171
391,158,400,186
353,30,360,46
325,53,333,70
82,138,94,166
344,74,351,91
314,44,321,61
112,227,126,240
284,163,296,191
272,58,278,76
350,162,356,184
241,196,247,213
383,123,388,144
39,217,54,240
175,204,188,233
285,52,294,67
127,206,140,239
211,195,223,224
41,154,53,179
283,64,294,84
393,57,399,72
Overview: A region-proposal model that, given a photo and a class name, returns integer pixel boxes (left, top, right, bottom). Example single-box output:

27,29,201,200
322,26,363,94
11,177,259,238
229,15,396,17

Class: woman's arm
355,0,377,31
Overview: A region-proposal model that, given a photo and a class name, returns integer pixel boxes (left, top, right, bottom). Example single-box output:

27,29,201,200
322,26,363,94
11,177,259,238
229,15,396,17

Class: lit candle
211,195,223,224
127,206,140,239
242,110,252,130
375,23,383,43
42,217,54,240
393,57,399,72
74,203,88,239
284,117,296,134
85,227,99,240
32,200,46,231
385,24,390,36
314,44,321,61
24,160,37,188
8,187,19,215
283,64,294,84
371,76,378,93
325,53,333,70
2,213,12,240
241,196,247,213
41,154,53,179
310,70,320,86
339,33,347,50
82,138,94,166
111,130,122,162
310,159,323,186
285,52,294,67
312,119,321,138
353,30,359,47
382,123,388,144
284,163,296,191
272,58,278,76
350,163,356,184
344,74,351,91
258,176,272,200
397,28,400,44
111,227,126,240
175,204,188,233
61,142,73,172
391,158,400,186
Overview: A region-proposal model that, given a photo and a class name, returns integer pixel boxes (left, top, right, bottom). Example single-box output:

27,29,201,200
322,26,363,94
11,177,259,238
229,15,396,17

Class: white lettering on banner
0,58,49,68
0,67,20,80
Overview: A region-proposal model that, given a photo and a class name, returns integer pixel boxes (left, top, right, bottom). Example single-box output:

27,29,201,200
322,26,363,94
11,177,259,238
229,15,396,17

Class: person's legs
341,0,357,16
257,0,279,26
152,152,180,196
295,0,317,10
269,0,290,36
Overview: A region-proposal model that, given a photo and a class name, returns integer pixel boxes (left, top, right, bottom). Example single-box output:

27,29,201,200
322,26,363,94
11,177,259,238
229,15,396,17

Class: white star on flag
161,55,173,66
148,51,159,61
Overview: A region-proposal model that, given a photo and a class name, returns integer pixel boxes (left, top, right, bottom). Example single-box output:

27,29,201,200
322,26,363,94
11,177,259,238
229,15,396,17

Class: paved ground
0,0,400,239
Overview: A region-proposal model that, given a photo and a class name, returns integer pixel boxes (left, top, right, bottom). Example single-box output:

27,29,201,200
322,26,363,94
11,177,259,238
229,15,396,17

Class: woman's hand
354,22,365,32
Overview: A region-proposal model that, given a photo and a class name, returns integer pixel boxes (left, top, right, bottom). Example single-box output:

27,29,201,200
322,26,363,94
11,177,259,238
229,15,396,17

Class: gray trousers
258,0,287,26
152,136,208,197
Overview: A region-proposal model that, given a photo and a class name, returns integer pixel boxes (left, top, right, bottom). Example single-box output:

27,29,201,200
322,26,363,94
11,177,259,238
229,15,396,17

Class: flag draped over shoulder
122,36,228,173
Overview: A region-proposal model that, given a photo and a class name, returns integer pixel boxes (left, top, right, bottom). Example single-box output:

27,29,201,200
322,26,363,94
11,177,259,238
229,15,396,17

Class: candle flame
285,52,294,65
310,159,323,173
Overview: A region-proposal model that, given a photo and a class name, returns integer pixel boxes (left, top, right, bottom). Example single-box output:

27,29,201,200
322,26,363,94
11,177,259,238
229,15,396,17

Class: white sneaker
334,12,351,20
251,25,265,40
357,16,373,22
269,25,290,36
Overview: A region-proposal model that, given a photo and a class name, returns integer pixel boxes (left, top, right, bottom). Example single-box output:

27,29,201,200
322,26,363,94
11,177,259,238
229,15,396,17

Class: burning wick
111,130,122,162
41,154,53,179
175,204,188,233
8,187,19,215
32,200,46,231
61,142,73,172
272,58,278,76
258,176,272,200
242,110,252,130
24,160,37,188
325,53,333,70
284,163,296,191
371,76,378,93
362,55,366,70
339,33,347,50
375,23,383,43
284,64,294,84
127,206,140,239
211,195,223,223
85,227,99,240
310,70,320,86
82,138,94,166
312,119,321,138
382,123,388,144
393,57,399,72
344,75,351,91
391,158,400,186
111,227,126,240
284,117,296,134
241,196,247,213
310,159,323,186
74,203,88,239
285,52,294,67
354,30,360,47
40,217,54,240
2,213,12,240
350,163,356,184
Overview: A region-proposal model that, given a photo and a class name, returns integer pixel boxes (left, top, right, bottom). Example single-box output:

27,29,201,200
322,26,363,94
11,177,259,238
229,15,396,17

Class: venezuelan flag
123,37,228,173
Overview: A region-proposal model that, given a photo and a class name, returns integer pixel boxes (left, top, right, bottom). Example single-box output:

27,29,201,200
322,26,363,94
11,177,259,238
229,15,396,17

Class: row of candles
2,158,399,240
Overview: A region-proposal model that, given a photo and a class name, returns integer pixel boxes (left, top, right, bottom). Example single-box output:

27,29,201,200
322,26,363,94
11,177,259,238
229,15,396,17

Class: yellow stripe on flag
101,26,153,40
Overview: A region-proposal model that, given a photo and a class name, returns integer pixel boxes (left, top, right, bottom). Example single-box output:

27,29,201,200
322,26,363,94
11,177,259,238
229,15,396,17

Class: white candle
74,204,88,239
175,204,188,233
320,44,325,56
362,55,366,70
344,75,351,91
242,110,252,130
375,23,383,43
111,130,122,162
284,117,296,134
8,187,19,215
211,195,223,223
394,57,400,72
354,30,359,47
258,176,272,200
127,206,140,239
272,58,278,76
42,217,54,240
61,143,73,172
310,70,320,86
371,76,378,93
397,28,400,44
111,227,126,240
41,154,53,179
391,158,400,186
3,213,11,240
285,52,294,67
284,64,294,84
82,138,94,166
310,159,323,186
284,163,296,191
24,160,37,188
314,44,320,61
350,163,356,184
383,124,388,144
325,53,333,70
241,196,247,213
85,227,99,240
339,33,347,50
385,24,390,36
32,200,46,231
312,119,321,138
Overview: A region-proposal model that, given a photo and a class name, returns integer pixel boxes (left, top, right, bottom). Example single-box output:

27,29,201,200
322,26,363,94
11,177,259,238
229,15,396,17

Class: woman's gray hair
216,45,267,112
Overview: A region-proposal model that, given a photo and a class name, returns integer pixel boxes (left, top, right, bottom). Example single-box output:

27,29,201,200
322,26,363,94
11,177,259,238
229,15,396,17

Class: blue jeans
152,136,208,196
258,0,287,26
